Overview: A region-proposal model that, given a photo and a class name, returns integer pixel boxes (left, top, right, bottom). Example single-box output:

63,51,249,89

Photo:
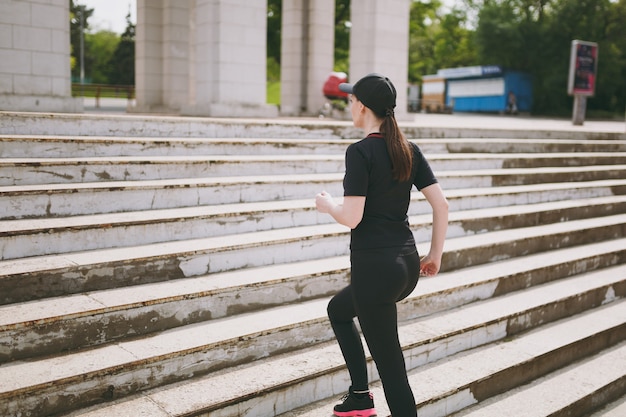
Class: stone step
0,173,346,220
3,169,626,220
0,135,355,157
1,236,623,364
3,152,625,186
35,271,626,417
279,304,626,417
2,190,624,260
1,119,624,417
2,177,624,224
2,203,624,305
446,343,626,417
3,135,626,157
2,111,626,141
0,155,344,186
589,396,626,417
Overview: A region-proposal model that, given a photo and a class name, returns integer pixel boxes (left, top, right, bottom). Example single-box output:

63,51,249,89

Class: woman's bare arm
315,192,366,229
419,183,449,276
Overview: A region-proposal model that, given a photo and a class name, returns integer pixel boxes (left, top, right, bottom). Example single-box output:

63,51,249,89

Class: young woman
315,73,449,417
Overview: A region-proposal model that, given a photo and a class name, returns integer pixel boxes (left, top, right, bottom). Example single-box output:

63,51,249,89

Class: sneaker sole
333,409,377,417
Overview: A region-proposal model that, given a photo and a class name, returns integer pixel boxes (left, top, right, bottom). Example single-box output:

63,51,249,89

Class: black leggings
327,245,420,417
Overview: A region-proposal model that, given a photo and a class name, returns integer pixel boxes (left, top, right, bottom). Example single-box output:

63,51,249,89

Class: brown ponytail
380,113,413,182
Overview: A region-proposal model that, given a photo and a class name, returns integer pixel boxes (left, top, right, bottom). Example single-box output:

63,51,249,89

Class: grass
267,81,280,105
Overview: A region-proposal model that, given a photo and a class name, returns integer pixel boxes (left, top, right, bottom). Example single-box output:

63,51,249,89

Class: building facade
1,0,411,117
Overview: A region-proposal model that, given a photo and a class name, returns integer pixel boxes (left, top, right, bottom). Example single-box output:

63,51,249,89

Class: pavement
402,111,626,135
82,97,626,136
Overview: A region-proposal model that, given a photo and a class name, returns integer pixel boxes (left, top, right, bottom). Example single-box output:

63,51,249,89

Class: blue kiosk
436,65,532,113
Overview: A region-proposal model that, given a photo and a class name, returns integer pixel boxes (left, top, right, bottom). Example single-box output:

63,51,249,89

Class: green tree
546,0,625,116
69,0,94,81
602,0,626,114
85,31,119,84
267,0,282,82
475,1,526,69
408,0,478,83
334,0,350,73
433,8,478,69
106,13,135,85
472,0,625,116
408,0,441,82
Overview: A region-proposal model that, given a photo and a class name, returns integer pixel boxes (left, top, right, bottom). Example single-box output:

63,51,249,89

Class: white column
183,0,277,117
0,0,81,113
135,0,192,113
135,0,164,110
162,0,190,111
280,0,335,116
349,0,410,117
280,0,305,116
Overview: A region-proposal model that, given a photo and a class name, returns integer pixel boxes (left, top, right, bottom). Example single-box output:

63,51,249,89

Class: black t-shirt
343,133,438,250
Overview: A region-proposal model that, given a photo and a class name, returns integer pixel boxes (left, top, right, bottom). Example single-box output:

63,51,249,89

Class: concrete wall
0,0,81,113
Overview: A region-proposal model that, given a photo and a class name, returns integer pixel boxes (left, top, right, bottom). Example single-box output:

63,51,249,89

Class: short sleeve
343,143,369,196
412,144,438,190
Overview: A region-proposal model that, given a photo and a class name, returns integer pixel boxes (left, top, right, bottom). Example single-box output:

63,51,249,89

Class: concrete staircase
1,113,625,417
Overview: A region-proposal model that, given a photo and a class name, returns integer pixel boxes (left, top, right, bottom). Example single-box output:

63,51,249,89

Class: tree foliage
267,0,282,82
471,0,626,116
333,0,351,73
69,0,94,81
69,0,134,86
84,31,119,84
106,13,135,85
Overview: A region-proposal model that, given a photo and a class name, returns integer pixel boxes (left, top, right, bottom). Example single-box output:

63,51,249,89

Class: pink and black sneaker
333,387,377,417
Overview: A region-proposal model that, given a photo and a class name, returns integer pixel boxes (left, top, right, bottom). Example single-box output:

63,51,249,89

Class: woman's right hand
420,253,441,277
315,191,335,214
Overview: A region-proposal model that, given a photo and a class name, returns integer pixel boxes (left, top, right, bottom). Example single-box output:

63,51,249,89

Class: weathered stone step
0,135,355,157
3,192,624,260
466,165,626,187
38,272,626,417
446,344,626,417
380,307,626,417
2,135,626,158
0,173,345,220
2,170,625,220
1,237,623,364
2,111,626,141
2,177,624,222
283,302,626,417
589,396,626,417
1,205,624,305
3,153,625,186
0,155,344,185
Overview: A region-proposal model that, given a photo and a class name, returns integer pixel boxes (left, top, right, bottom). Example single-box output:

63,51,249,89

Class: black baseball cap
339,73,397,117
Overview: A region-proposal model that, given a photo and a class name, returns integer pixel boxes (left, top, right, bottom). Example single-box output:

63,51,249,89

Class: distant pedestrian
506,91,518,114
315,73,449,417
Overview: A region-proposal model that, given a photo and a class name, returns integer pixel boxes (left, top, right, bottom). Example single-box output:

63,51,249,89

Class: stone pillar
161,0,190,111
135,0,164,111
135,0,191,112
136,0,275,117
280,0,335,116
0,0,81,113
349,0,410,117
182,0,277,117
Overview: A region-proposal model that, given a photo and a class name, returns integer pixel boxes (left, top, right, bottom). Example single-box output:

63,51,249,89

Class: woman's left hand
419,253,441,277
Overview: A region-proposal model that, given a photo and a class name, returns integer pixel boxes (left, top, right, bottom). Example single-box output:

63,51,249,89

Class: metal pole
79,5,85,97
572,95,586,126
